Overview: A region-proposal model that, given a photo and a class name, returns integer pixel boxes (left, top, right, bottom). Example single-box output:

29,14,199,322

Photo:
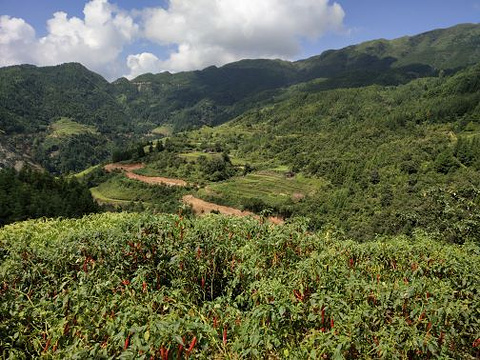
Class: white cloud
0,0,138,79
1,0,345,79
0,16,37,66
138,0,345,73
125,52,163,78
37,0,138,78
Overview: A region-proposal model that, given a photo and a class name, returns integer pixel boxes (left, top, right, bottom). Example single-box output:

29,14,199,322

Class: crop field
90,175,190,214
178,151,221,161
92,177,139,202
200,171,325,208
49,118,98,137
151,125,173,136
0,213,478,358
89,187,133,206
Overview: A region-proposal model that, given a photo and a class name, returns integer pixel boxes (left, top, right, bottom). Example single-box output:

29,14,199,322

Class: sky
1,0,479,80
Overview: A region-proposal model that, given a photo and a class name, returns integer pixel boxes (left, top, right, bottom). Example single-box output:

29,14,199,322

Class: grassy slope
0,213,478,358
200,171,325,208
49,118,98,137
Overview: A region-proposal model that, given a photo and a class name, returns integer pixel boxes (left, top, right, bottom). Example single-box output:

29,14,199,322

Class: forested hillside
183,63,480,241
0,63,132,173
0,167,98,226
0,24,479,173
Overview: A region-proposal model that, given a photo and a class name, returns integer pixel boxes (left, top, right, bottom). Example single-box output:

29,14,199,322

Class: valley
1,22,480,359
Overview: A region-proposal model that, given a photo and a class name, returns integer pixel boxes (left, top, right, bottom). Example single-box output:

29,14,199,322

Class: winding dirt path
104,163,145,172
103,162,283,224
104,162,186,186
125,172,187,186
183,195,284,224
182,195,254,217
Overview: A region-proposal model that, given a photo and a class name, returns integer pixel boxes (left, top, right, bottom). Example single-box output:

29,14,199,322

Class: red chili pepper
213,316,218,329
438,332,444,346
122,279,130,286
142,281,147,293
418,312,426,321
330,318,334,329
43,338,51,353
124,335,130,350
177,343,183,358
473,338,480,348
187,336,197,354
201,276,205,289
223,327,227,345
160,346,169,360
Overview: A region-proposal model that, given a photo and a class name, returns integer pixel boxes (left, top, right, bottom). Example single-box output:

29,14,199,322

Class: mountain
119,23,480,130
114,62,480,242
0,23,479,172
0,63,133,172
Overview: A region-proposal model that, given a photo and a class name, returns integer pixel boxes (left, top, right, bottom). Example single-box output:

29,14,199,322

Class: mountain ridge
0,22,479,172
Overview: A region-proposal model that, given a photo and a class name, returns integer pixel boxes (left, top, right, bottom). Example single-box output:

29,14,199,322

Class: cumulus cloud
1,0,138,79
1,0,345,79
135,0,345,74
126,52,163,78
0,16,37,66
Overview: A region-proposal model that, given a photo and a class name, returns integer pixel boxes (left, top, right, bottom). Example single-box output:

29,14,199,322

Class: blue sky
1,0,479,80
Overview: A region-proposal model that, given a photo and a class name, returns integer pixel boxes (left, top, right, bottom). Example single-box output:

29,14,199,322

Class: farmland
198,171,325,209
0,213,478,358
49,118,98,138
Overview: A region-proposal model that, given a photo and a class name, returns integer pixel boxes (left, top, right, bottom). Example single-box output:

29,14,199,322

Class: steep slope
181,63,480,241
0,63,129,134
118,23,480,130
0,63,132,173
0,23,479,173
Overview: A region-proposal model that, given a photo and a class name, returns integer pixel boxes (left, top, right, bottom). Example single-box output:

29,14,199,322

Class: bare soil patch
105,163,187,186
183,195,284,224
104,163,145,172
125,172,187,186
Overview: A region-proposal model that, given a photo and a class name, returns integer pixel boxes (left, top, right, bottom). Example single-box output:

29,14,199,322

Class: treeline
0,167,99,226
193,63,480,242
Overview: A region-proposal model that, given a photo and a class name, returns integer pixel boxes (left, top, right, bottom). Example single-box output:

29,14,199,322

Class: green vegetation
199,171,324,214
182,63,480,241
0,213,479,358
49,118,98,137
91,174,191,214
2,24,480,172
0,167,98,226
1,24,480,358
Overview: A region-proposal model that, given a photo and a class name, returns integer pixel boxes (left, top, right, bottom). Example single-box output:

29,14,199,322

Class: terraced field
199,171,326,208
49,117,98,137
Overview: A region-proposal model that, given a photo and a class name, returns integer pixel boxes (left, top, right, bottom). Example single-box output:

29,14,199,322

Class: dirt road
104,163,187,186
183,195,284,224
103,162,283,224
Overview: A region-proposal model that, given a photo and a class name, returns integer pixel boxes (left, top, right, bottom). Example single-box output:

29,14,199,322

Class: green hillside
0,23,479,173
1,213,478,358
108,62,479,242
0,63,133,173
120,23,480,131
